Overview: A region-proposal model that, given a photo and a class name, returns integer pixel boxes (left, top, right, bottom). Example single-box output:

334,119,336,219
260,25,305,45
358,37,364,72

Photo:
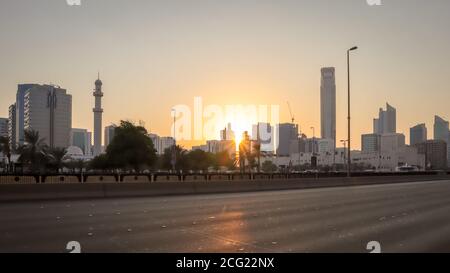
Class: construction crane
287,101,295,123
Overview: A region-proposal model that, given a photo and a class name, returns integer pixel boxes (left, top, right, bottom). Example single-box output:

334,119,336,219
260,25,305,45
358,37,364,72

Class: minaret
93,73,103,156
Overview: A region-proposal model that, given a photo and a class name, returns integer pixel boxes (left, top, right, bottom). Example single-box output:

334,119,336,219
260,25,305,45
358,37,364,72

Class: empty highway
1,179,450,253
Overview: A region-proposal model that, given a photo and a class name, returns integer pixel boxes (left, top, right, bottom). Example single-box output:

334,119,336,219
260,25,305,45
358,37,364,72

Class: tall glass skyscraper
320,67,336,147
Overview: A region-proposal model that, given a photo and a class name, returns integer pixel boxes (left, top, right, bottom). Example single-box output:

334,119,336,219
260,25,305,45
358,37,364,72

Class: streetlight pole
171,109,177,172
347,46,358,178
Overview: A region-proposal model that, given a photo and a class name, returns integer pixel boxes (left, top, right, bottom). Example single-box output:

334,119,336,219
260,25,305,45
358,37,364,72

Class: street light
347,46,358,177
171,109,177,172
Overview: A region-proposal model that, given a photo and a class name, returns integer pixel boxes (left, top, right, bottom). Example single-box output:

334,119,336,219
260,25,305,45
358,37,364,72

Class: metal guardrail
0,171,444,184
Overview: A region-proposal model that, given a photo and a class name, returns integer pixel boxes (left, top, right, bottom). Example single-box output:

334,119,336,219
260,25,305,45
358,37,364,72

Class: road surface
1,179,450,253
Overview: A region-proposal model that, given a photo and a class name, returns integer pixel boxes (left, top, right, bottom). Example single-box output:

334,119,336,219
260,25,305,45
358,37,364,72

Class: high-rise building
252,122,274,152
71,128,92,156
23,85,72,148
15,84,39,146
276,123,298,156
415,140,448,170
434,115,449,142
320,67,336,146
104,125,116,148
410,123,427,146
93,75,103,156
374,103,396,134
220,123,235,141
8,104,16,150
0,118,8,138
362,133,379,153
159,137,175,155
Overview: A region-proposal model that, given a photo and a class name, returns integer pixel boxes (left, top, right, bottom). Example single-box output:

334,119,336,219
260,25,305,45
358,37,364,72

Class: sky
0,0,449,149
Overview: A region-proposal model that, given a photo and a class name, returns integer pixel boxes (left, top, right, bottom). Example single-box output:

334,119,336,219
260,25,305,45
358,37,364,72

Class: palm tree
252,141,261,173
0,136,11,172
17,129,48,172
48,147,67,173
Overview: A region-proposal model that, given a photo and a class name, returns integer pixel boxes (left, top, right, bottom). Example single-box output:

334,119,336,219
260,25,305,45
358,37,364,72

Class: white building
317,139,335,154
380,133,406,152
23,85,72,148
320,67,336,147
149,133,176,155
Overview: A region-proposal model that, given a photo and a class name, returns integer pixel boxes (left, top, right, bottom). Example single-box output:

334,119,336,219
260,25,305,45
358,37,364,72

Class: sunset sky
0,0,449,149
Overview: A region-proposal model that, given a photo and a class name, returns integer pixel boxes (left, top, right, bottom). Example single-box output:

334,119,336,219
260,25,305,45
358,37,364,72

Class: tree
262,161,278,173
252,141,261,172
101,120,157,172
0,136,11,171
160,145,188,171
17,129,48,172
47,147,67,173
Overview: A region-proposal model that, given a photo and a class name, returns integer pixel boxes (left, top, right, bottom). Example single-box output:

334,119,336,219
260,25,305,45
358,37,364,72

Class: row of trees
0,130,80,173
1,121,278,174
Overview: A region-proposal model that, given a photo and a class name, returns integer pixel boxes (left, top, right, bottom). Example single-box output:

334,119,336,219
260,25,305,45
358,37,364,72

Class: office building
276,123,299,156
71,128,92,156
410,123,427,146
0,118,8,137
15,84,39,146
380,133,406,152
8,104,16,150
415,140,448,170
374,103,396,134
104,125,116,147
23,85,72,148
320,67,336,146
362,133,379,153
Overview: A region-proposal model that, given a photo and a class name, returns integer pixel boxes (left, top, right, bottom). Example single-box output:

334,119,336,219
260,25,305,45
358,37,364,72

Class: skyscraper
434,115,449,142
71,128,92,156
374,103,396,134
23,85,72,148
93,75,103,156
320,67,336,146
8,104,16,150
410,123,427,146
15,84,39,146
276,123,298,156
104,125,116,148
0,118,8,137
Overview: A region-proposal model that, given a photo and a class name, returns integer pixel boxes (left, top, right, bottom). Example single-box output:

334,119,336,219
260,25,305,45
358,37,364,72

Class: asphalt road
1,179,450,253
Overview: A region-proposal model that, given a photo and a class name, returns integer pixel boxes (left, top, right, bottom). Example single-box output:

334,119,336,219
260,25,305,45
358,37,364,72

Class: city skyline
1,0,450,149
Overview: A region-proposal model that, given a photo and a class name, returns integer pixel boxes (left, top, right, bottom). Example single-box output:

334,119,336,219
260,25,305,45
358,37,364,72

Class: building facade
374,103,396,134
320,67,336,146
276,123,298,156
415,140,448,170
8,104,16,150
410,123,427,146
104,125,116,148
23,85,72,148
362,133,379,153
70,128,92,156
0,118,8,137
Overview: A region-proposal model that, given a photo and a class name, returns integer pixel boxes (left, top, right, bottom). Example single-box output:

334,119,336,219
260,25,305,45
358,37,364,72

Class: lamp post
347,46,358,177
171,109,177,172
340,139,348,171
